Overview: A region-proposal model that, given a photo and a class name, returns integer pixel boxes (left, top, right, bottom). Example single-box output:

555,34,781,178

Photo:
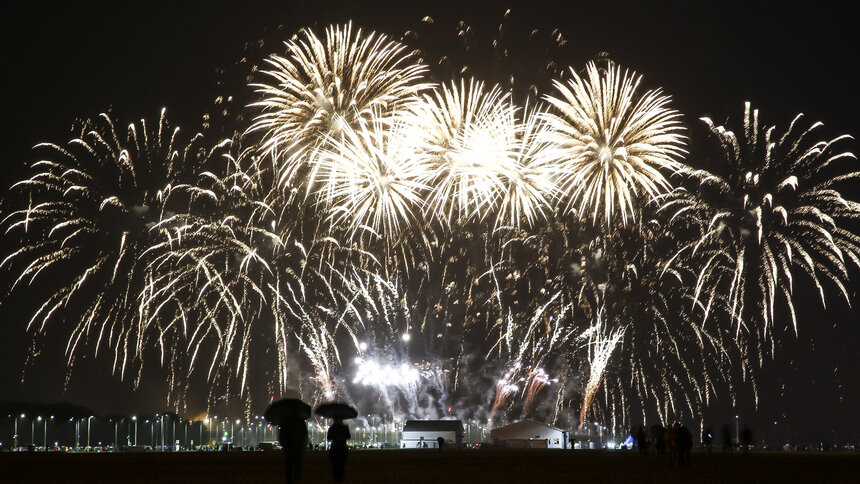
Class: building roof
490,419,567,440
402,419,464,433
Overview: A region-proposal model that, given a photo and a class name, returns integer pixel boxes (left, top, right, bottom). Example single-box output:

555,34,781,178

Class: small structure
401,420,464,449
490,419,570,449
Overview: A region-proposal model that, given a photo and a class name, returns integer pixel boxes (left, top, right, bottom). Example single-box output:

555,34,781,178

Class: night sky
1,1,858,444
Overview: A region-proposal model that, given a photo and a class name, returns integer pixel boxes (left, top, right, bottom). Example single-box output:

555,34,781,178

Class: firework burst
543,61,686,228
414,79,519,226
663,103,860,337
314,113,432,240
2,110,218,385
491,102,561,229
247,22,430,190
5,15,854,432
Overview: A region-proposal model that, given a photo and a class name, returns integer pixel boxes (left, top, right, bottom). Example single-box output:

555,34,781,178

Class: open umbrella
314,402,358,420
265,399,311,425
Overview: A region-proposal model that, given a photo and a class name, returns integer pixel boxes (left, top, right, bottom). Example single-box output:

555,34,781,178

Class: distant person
677,424,693,467
327,418,351,483
437,436,445,451
278,416,308,484
651,424,666,454
741,425,752,454
721,424,733,452
667,423,679,466
636,426,647,455
702,427,713,454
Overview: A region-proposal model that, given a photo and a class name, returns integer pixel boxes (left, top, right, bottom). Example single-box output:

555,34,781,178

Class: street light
146,419,152,448
14,414,24,450
71,418,78,449
204,417,210,447
87,416,94,450
735,415,740,446
132,416,138,446
43,416,53,451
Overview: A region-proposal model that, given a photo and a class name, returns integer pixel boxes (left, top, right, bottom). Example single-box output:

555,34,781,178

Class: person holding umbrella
315,402,357,483
265,396,311,484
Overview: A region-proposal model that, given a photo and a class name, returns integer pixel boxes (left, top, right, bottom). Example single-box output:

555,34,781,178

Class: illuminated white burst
415,79,520,225
247,22,429,189
664,103,860,336
492,103,561,229
543,61,686,228
353,357,420,387
314,113,432,239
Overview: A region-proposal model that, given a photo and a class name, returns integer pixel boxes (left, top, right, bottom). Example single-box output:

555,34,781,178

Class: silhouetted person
667,423,679,466
741,425,752,454
327,418,350,483
437,436,445,451
278,417,308,484
677,424,693,467
636,426,647,455
650,424,666,454
721,423,734,452
702,426,713,454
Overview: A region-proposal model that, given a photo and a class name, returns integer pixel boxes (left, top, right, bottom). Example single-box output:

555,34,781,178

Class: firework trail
578,308,626,428
2,110,218,392
520,367,558,418
141,139,286,406
543,61,686,228
662,103,860,338
144,136,360,408
488,365,521,425
577,216,746,426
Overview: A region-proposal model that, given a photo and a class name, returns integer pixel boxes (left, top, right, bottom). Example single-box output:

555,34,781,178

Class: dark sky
1,1,858,443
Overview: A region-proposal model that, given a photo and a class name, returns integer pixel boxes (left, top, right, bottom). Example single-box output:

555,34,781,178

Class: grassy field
1,449,858,483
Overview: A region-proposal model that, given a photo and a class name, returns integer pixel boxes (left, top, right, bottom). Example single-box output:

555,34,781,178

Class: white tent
490,419,570,449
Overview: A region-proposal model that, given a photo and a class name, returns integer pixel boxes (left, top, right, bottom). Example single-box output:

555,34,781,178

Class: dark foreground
2,450,858,483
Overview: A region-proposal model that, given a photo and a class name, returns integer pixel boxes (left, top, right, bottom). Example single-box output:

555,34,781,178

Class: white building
490,419,570,449
401,420,464,448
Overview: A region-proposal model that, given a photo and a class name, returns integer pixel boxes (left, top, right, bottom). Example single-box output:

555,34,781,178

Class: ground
1,449,858,483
